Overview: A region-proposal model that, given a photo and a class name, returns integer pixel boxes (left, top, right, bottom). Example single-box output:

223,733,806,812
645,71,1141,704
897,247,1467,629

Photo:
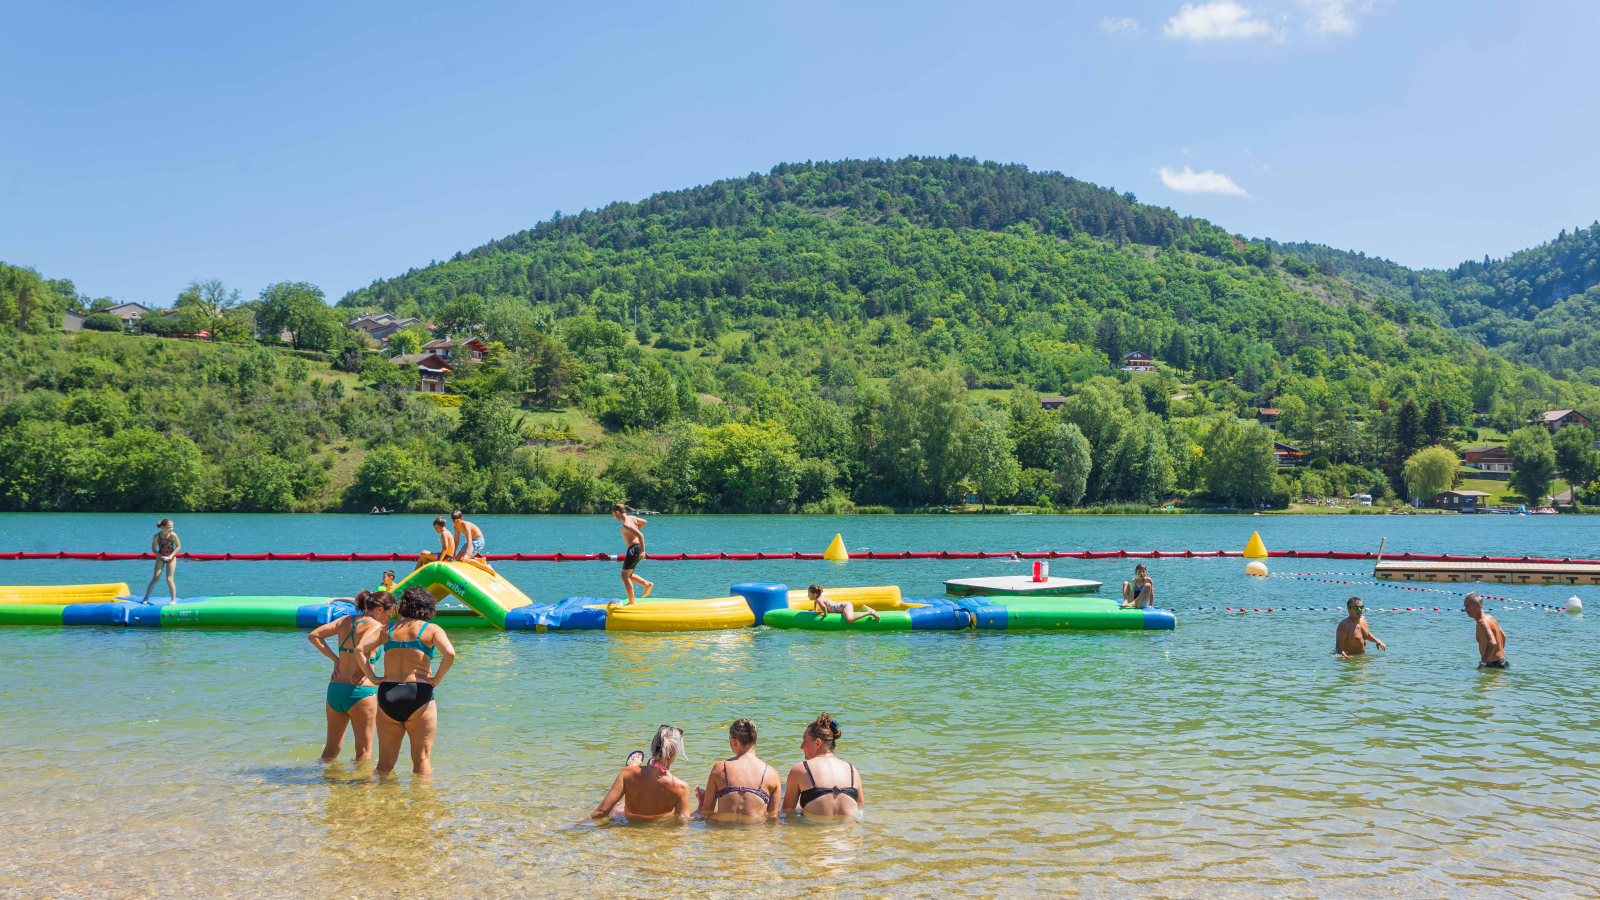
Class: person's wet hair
1347,596,1362,608
805,713,841,750
729,718,758,746
1464,592,1482,607
1134,563,1148,577
807,584,824,598
451,509,463,520
432,516,447,529
156,518,173,528
651,725,684,767
398,586,437,621
367,591,397,613
382,570,395,581
611,501,627,514
353,589,374,612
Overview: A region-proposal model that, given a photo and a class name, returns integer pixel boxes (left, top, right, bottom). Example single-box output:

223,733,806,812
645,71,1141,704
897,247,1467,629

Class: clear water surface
2,513,1596,899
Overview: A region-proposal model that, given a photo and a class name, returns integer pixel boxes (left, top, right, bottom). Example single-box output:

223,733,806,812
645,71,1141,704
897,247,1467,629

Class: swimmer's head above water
803,712,841,754
729,717,758,751
398,586,437,621
650,725,684,768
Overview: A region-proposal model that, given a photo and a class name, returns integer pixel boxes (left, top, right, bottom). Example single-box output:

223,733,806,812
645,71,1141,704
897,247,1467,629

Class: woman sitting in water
307,590,395,762
1121,563,1155,609
696,718,781,820
782,713,864,819
356,586,455,776
591,725,695,820
808,584,881,624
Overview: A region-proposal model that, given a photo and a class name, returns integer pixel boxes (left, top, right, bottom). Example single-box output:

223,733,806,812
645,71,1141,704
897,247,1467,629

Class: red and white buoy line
1179,572,1574,613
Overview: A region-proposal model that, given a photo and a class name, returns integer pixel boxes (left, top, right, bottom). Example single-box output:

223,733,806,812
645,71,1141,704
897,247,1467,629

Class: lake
2,513,1596,899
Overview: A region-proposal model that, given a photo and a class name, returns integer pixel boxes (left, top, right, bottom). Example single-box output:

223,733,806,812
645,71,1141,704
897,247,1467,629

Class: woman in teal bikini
307,590,395,762
357,587,456,776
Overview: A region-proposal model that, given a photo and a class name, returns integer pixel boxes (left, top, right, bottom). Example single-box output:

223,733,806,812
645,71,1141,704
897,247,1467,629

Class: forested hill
1273,222,1600,379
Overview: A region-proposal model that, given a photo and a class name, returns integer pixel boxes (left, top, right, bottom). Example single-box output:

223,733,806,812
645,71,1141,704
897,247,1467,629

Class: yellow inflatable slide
0,583,131,606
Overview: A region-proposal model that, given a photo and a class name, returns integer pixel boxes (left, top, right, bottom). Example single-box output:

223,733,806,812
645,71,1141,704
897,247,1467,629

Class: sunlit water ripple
2,513,1596,899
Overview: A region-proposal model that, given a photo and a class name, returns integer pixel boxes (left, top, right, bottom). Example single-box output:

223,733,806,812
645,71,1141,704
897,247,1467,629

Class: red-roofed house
1257,408,1280,429
1274,440,1305,469
422,336,489,362
390,353,452,393
1463,445,1512,472
1120,351,1157,373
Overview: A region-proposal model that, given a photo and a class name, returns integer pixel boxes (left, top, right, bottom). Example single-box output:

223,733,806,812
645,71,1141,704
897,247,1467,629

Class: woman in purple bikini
696,718,780,821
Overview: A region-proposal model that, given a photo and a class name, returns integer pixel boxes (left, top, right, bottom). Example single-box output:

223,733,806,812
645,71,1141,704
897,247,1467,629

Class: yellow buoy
1243,531,1268,559
823,533,849,561
1245,560,1269,577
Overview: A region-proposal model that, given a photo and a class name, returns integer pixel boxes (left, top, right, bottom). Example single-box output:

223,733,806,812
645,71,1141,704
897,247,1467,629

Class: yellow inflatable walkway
785,585,904,610
602,597,756,632
0,583,130,605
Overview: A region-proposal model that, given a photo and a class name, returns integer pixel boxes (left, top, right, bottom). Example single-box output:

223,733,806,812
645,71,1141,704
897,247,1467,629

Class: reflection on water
2,515,1599,898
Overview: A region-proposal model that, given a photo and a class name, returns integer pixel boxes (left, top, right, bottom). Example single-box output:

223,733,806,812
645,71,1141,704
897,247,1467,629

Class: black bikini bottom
377,681,435,722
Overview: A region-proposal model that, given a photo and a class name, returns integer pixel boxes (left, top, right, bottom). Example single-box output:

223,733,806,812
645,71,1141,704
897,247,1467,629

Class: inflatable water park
0,561,1175,633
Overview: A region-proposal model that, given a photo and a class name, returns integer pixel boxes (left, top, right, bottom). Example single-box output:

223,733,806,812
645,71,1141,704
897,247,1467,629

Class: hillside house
1040,396,1067,411
1257,408,1280,430
1530,409,1592,433
104,302,153,327
422,336,489,362
1274,440,1305,469
390,353,452,393
1120,351,1157,373
347,313,424,344
1463,445,1512,472
1425,490,1491,512
62,310,84,331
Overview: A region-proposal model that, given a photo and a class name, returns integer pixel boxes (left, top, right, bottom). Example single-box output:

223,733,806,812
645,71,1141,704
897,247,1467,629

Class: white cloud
1100,17,1141,36
1163,1,1272,40
1300,0,1370,35
1159,166,1249,196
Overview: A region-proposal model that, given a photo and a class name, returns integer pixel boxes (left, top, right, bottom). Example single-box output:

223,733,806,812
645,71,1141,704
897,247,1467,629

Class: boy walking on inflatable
612,502,653,604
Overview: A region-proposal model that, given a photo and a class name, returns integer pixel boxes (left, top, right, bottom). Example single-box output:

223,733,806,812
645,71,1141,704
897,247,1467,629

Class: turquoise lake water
2,513,1597,899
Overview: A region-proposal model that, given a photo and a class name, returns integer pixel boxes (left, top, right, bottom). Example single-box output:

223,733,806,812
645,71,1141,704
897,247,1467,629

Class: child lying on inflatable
808,584,881,624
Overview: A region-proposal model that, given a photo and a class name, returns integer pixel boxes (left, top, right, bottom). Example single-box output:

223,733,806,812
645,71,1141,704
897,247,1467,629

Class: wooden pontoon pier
1374,559,1600,587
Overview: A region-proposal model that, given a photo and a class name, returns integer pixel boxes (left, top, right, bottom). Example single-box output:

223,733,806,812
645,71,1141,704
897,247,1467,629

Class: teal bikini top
385,620,435,659
339,616,382,663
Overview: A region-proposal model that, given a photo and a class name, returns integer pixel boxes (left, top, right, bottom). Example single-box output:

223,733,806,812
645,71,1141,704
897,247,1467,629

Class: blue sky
4,1,1598,307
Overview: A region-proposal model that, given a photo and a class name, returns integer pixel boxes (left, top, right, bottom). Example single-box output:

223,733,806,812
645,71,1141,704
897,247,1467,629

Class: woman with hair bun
357,586,455,775
592,725,695,820
697,718,781,820
783,713,864,819
307,589,395,762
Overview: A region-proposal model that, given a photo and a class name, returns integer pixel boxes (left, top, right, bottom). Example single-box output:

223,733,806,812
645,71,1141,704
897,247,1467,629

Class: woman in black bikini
782,712,864,819
356,587,455,776
697,718,780,821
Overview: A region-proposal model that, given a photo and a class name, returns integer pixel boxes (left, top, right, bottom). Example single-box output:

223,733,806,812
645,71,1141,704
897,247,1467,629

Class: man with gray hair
1464,592,1509,669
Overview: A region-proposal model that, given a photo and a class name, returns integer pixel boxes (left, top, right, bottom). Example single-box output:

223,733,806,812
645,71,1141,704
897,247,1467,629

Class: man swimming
1464,592,1509,669
1335,597,1386,658
611,502,653,604
414,516,456,571
450,510,495,573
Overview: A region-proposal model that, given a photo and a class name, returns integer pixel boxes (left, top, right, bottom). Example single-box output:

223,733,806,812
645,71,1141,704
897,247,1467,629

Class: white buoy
1245,560,1269,577
1566,596,1583,614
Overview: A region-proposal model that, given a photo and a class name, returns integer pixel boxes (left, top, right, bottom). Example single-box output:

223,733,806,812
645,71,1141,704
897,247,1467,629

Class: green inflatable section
987,598,1151,630
160,596,310,627
0,604,68,626
762,608,915,631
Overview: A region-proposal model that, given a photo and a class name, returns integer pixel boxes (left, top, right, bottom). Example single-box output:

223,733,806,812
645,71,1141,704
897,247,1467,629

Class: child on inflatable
808,584,881,624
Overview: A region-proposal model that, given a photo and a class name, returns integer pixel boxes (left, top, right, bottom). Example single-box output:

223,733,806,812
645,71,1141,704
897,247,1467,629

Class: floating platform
944,575,1102,597
1375,559,1600,587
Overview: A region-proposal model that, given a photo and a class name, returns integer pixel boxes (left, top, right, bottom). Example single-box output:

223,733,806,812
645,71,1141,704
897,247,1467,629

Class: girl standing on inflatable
307,590,395,762
358,587,456,776
783,713,865,819
141,518,181,603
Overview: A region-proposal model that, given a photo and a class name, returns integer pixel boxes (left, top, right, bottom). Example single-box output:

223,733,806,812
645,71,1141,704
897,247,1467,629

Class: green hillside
5,157,1599,514
1273,222,1600,381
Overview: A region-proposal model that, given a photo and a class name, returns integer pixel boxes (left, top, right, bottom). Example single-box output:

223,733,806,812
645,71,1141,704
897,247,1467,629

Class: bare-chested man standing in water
1335,596,1386,658
1464,592,1509,669
612,502,653,604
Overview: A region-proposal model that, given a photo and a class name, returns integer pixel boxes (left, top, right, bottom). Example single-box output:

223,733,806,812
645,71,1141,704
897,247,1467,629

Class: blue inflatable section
298,601,358,628
502,597,608,631
1141,608,1177,631
61,601,142,626
731,582,789,625
948,597,1009,630
902,599,976,630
